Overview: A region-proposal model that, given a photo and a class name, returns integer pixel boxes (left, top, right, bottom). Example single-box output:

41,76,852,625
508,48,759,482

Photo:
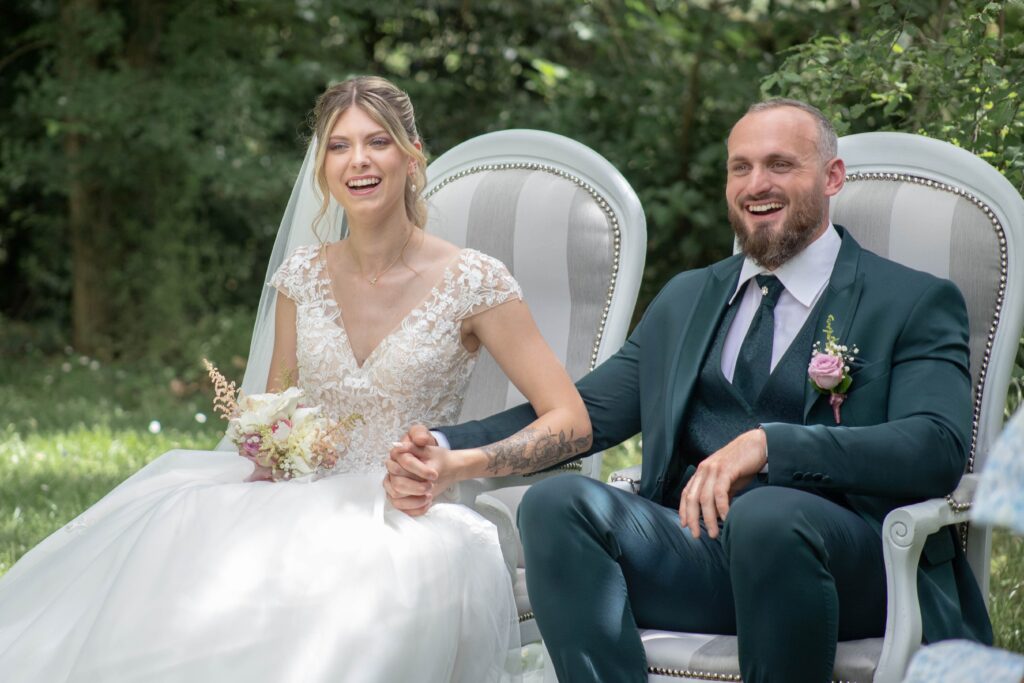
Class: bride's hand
384,425,445,516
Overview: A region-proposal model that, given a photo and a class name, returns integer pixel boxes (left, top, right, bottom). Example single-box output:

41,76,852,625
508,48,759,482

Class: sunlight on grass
0,425,217,574
990,530,1024,652
0,351,225,575
1,354,1021,654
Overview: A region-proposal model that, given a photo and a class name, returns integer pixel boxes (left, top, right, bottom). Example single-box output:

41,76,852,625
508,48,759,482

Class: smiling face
323,105,418,226
725,105,844,269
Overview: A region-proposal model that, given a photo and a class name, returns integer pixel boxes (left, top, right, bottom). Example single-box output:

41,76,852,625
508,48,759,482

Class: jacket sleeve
439,282,674,463
763,277,972,499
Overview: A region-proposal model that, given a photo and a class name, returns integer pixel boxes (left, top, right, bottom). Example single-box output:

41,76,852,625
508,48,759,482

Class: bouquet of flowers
204,360,356,481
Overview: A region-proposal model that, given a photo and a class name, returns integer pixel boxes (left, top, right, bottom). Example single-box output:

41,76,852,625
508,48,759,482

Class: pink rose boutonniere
808,314,859,424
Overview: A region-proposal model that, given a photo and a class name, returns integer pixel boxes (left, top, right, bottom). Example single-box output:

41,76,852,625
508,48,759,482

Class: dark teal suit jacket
444,226,992,644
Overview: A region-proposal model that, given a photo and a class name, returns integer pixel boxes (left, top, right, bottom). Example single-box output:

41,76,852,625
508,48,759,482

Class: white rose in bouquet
236,387,303,432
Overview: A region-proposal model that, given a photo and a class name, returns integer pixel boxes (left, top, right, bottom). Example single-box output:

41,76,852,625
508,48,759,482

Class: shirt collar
730,223,842,306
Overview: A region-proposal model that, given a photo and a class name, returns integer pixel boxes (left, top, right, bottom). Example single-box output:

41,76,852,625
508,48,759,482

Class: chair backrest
424,129,647,478
832,132,1024,596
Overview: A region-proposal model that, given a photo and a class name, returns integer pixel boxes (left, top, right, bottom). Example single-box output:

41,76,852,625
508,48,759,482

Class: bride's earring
410,181,417,193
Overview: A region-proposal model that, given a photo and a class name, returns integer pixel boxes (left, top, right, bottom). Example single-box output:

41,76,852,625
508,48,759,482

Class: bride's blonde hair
310,76,429,236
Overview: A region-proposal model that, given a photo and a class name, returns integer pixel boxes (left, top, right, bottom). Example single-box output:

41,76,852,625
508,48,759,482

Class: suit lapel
803,226,865,421
664,257,741,448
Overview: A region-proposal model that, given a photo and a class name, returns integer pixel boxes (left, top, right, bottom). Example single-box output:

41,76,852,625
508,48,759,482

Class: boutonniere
808,314,859,424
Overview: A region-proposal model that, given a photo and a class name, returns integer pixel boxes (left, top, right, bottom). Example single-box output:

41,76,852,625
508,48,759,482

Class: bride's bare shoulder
416,232,462,269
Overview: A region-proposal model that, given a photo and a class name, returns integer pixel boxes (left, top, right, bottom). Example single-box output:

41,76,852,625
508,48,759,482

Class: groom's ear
824,157,846,198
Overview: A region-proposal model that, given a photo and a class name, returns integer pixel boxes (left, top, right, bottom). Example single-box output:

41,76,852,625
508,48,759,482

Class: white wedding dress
0,245,523,683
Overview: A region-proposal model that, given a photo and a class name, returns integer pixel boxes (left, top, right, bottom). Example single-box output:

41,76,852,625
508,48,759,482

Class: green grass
2,353,1022,654
0,347,228,574
989,532,1024,652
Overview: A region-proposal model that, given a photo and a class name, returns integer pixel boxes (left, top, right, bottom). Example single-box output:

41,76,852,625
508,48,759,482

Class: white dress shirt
721,224,841,381
434,225,843,459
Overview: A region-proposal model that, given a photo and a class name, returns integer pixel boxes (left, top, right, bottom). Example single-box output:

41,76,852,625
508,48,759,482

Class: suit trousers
518,476,887,683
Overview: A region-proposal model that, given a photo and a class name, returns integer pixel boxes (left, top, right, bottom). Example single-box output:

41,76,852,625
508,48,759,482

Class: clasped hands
383,424,451,516
383,424,767,539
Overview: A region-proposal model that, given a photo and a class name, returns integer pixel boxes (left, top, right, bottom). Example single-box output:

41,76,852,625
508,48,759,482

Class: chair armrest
473,493,518,580
873,474,978,683
452,468,574,504
608,464,642,494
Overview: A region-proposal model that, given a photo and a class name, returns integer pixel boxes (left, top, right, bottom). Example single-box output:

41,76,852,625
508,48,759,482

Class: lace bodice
270,245,522,476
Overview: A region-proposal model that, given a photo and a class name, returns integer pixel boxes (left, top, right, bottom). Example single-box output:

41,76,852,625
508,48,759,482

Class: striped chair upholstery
424,129,647,643
633,133,1024,683
427,167,622,436
833,173,1004,425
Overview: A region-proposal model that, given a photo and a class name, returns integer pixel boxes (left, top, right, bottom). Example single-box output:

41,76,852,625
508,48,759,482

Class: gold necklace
361,228,414,286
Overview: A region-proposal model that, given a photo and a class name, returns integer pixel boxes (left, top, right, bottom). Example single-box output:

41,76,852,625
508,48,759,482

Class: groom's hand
679,428,767,539
384,425,445,516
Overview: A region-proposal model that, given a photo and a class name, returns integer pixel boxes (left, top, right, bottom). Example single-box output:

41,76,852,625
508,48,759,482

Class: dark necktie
732,274,786,400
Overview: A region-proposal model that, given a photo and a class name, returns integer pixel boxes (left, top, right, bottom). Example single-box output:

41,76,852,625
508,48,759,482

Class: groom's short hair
741,98,838,162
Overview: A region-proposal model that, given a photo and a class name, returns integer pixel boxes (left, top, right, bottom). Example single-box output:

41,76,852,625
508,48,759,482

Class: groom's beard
728,189,825,270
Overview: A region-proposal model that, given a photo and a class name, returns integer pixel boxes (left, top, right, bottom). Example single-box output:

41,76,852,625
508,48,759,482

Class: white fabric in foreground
974,405,1024,535
0,143,523,681
0,450,519,682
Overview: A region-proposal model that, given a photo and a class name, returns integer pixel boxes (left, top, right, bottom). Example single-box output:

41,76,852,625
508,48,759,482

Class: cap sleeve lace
269,245,321,304
453,249,523,321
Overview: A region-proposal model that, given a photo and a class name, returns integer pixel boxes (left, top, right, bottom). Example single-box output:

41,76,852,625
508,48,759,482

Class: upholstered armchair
423,129,648,642
608,131,1024,682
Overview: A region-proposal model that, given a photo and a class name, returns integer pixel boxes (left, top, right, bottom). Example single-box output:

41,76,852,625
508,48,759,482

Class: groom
384,99,993,682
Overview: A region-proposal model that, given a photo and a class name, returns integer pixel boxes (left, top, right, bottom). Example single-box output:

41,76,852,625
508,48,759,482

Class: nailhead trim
646,668,857,683
427,162,624,477
945,496,973,514
523,459,584,476
518,610,535,623
646,668,741,681
609,472,640,492
845,172,1007,544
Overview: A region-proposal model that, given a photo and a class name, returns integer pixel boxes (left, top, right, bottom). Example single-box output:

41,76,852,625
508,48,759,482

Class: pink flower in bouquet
808,352,845,390
241,434,262,457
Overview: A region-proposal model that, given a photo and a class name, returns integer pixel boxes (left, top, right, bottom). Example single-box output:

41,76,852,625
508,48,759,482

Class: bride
0,76,591,682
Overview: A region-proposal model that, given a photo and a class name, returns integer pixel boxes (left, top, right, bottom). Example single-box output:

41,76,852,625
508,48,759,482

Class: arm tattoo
481,427,593,475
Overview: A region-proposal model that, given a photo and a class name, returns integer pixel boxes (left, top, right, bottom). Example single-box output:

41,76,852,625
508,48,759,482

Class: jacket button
793,472,804,481
812,473,824,482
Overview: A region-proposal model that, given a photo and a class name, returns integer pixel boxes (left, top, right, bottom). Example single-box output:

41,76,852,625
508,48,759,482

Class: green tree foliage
764,0,1024,189
0,0,855,362
763,0,1024,414
474,1,855,310
2,0,337,359
6,1,1023,376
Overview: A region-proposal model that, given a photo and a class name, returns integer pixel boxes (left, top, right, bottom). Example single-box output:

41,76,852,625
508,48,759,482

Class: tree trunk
60,0,109,357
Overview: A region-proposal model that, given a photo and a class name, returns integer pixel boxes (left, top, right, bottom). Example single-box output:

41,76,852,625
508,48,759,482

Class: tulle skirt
0,450,520,682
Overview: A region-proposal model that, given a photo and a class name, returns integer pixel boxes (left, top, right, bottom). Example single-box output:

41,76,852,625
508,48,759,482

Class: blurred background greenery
1,0,1022,654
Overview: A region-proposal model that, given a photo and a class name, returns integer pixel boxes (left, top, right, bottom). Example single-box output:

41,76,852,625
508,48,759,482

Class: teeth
748,202,783,213
348,178,381,188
